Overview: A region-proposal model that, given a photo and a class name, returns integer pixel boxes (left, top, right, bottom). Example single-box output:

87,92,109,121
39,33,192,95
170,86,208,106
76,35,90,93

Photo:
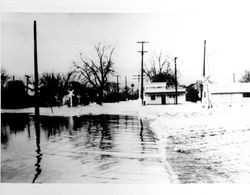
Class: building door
161,95,166,105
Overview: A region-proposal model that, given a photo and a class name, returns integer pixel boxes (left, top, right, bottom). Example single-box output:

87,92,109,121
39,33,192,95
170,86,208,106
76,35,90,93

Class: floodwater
2,113,250,183
1,113,171,183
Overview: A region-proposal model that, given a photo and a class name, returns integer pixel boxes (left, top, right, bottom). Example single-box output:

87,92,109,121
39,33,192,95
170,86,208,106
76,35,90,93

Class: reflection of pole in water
125,115,128,129
139,119,144,142
27,117,31,139
86,116,94,146
68,116,73,136
99,115,112,150
32,115,42,183
139,119,146,161
116,115,119,126
87,116,92,132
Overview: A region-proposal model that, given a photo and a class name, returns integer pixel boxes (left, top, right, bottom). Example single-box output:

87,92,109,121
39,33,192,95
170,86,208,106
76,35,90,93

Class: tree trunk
98,87,103,105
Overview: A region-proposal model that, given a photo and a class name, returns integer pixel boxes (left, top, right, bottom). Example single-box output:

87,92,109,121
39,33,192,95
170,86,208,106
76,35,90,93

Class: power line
133,74,141,82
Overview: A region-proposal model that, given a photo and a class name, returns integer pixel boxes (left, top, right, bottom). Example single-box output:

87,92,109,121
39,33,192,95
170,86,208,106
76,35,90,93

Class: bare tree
240,70,250,83
144,52,176,86
73,43,115,105
1,68,10,89
39,72,73,106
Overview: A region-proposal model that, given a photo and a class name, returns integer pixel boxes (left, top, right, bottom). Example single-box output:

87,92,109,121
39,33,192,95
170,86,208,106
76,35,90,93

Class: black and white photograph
1,0,250,194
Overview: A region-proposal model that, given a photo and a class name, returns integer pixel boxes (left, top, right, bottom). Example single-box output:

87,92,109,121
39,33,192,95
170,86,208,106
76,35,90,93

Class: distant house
144,82,186,105
202,82,250,106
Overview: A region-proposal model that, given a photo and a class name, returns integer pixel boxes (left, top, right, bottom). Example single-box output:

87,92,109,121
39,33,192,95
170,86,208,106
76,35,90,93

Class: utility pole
32,21,42,184
201,40,206,102
125,76,128,101
203,40,206,77
133,75,140,99
131,83,134,99
25,75,30,93
233,73,235,83
137,41,148,106
34,20,39,116
116,75,120,93
202,40,211,108
174,57,178,105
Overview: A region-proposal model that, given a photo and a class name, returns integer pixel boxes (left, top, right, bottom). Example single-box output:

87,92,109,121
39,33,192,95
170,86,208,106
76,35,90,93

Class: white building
202,82,250,107
144,82,186,105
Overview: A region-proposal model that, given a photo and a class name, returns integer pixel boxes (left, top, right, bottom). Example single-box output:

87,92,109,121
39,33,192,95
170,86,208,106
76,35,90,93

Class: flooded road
1,113,171,183
2,113,250,183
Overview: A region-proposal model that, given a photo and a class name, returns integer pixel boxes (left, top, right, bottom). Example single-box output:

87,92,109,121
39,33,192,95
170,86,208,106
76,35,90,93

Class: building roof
209,83,250,94
144,82,186,94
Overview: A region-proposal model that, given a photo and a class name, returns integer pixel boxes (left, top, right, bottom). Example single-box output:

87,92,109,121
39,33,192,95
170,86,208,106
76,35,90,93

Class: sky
2,11,250,86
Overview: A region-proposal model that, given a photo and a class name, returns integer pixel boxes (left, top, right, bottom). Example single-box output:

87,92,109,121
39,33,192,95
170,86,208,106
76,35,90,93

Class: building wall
243,94,250,103
176,94,186,104
211,93,250,105
145,93,186,105
145,94,162,105
211,94,241,104
202,82,250,106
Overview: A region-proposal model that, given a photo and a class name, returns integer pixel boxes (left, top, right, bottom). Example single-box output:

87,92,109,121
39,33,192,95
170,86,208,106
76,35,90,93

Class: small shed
144,82,186,105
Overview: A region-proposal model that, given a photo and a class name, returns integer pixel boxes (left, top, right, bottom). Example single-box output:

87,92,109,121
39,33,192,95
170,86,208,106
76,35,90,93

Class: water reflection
27,119,31,139
99,115,112,150
32,116,42,183
1,113,30,146
1,113,163,183
139,119,145,162
39,116,69,138
1,113,29,135
1,114,153,154
1,128,8,145
139,119,144,142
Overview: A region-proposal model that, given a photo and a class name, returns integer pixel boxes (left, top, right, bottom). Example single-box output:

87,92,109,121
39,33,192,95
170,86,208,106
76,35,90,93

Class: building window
151,95,156,100
243,93,250,98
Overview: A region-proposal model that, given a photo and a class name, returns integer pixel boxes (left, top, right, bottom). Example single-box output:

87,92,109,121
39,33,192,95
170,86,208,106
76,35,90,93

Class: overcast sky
2,12,250,85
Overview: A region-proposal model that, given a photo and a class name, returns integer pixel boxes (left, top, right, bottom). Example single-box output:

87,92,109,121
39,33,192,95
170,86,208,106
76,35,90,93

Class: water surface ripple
1,113,170,183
